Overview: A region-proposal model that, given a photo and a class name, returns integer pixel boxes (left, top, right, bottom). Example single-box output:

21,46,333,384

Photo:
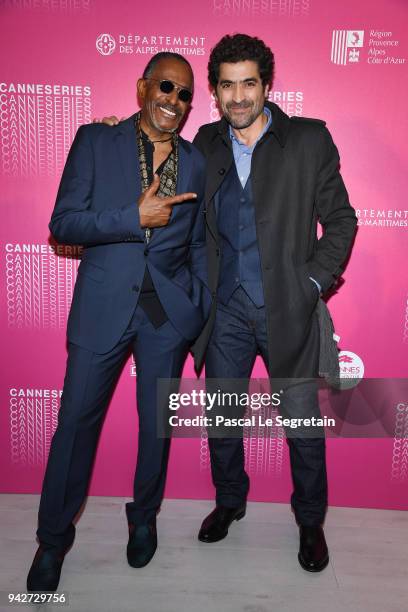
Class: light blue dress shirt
228,106,321,294
229,106,272,188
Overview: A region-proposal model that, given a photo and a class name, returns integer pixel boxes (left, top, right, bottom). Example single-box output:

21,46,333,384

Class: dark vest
216,165,265,307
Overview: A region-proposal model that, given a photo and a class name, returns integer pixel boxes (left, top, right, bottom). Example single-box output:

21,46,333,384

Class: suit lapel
115,115,142,202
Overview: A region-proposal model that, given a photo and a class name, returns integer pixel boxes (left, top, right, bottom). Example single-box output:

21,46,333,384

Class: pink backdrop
1,0,407,510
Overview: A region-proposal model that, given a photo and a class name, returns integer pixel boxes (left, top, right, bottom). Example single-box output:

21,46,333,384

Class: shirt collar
229,106,272,148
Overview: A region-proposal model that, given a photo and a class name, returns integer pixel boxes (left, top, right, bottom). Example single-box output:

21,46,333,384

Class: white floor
0,495,407,612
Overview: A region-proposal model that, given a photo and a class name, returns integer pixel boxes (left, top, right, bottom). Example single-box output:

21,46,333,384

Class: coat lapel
251,134,286,222
251,102,291,225
205,136,233,242
251,107,291,270
205,139,233,204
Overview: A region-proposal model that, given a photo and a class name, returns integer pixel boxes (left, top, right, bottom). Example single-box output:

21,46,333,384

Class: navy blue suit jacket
50,114,210,354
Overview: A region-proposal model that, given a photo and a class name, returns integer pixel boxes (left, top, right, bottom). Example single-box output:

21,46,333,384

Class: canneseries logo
338,351,365,379
269,90,304,116
212,0,310,17
0,82,91,177
198,378,285,476
337,350,364,391
5,243,82,330
2,0,91,13
199,424,285,476
9,388,61,467
331,29,406,66
96,33,206,57
243,418,285,476
391,402,408,483
130,355,137,377
210,90,304,123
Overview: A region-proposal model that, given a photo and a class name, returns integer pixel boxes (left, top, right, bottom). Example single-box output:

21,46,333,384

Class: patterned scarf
135,112,179,242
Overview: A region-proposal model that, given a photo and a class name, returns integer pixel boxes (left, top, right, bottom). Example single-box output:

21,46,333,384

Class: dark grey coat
191,101,357,378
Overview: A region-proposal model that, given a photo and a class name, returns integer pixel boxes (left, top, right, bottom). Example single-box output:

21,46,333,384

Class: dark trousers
36,305,189,551
205,286,327,526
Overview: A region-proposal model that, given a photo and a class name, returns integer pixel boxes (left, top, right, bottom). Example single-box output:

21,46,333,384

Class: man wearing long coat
192,34,357,572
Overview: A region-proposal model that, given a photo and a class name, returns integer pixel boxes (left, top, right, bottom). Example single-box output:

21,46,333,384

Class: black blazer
191,101,357,377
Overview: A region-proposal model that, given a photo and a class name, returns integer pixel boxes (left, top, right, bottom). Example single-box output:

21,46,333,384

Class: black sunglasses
145,78,192,103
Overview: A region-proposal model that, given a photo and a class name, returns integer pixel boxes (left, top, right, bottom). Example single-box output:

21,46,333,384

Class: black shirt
137,129,172,328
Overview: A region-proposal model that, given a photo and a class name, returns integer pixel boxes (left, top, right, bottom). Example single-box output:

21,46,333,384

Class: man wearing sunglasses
27,52,210,592
145,77,193,103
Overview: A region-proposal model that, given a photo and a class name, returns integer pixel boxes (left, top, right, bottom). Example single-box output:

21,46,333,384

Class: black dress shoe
298,525,329,572
127,523,157,568
198,505,246,543
27,546,66,592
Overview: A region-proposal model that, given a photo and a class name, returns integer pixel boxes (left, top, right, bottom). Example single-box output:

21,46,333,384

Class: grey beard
228,117,255,129
224,104,264,130
152,121,178,134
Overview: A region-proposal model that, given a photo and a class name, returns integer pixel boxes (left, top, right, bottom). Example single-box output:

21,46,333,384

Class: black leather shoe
127,523,157,568
27,546,66,592
298,525,329,572
198,505,246,543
